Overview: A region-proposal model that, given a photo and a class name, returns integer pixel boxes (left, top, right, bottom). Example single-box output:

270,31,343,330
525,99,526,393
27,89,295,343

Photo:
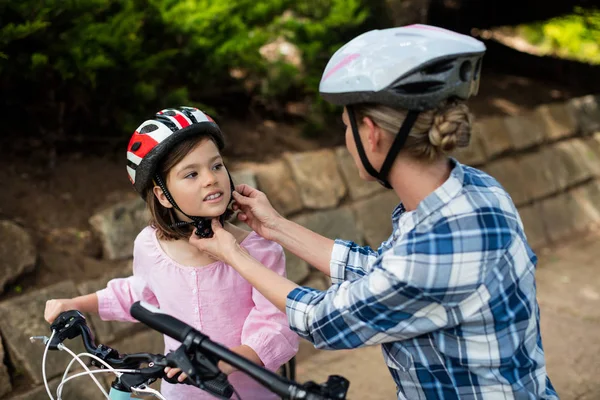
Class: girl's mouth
203,192,224,203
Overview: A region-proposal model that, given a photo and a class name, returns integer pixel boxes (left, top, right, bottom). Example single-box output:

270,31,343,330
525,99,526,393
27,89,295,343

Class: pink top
96,226,299,399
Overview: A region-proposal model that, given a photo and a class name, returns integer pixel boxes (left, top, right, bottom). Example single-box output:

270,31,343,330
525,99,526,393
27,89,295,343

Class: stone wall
1,94,599,399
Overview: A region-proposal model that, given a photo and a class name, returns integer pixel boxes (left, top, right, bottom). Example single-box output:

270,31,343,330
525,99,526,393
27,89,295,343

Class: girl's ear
153,186,173,208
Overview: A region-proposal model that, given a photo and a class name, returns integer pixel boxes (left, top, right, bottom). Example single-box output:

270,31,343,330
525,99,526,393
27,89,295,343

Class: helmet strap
154,173,235,238
347,106,419,189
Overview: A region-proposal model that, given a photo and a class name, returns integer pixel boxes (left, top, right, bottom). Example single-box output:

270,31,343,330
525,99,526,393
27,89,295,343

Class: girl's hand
164,367,188,382
232,185,282,241
189,219,241,264
44,298,76,324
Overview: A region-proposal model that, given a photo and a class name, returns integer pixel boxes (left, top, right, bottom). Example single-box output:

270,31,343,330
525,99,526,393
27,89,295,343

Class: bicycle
31,301,349,400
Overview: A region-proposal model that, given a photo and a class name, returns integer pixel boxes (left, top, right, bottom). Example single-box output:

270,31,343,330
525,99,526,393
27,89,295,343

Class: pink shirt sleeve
96,233,159,322
240,237,299,371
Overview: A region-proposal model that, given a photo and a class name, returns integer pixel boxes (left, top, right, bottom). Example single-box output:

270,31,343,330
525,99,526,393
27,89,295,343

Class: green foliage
519,7,600,64
0,0,374,144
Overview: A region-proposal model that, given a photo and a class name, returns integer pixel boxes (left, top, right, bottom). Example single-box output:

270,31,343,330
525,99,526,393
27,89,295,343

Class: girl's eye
184,172,198,179
212,163,224,171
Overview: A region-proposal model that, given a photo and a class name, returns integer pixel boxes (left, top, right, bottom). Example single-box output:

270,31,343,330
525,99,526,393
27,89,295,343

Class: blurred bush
519,7,600,65
0,0,374,146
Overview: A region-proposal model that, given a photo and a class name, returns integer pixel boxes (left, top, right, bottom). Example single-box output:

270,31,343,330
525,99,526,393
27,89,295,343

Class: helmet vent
393,81,445,94
422,60,454,75
163,110,177,116
140,124,159,134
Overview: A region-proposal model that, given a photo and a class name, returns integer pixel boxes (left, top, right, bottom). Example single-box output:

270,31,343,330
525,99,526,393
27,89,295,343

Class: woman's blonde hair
144,135,233,241
353,99,472,161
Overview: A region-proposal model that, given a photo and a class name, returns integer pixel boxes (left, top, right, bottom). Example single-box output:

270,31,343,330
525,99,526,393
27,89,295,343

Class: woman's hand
188,219,243,264
44,299,76,324
232,184,283,241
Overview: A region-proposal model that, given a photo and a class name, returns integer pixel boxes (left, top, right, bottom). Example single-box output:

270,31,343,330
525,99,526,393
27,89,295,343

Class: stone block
475,116,512,159
285,150,347,209
449,124,487,166
254,159,303,216
517,204,548,250
481,158,530,206
0,220,36,295
535,103,578,141
550,140,594,190
335,146,385,201
518,149,559,200
352,191,400,249
571,180,600,227
585,134,600,178
291,207,363,245
504,113,545,150
568,94,600,134
77,270,136,344
290,207,363,274
109,328,164,355
539,192,592,242
0,337,11,397
10,375,107,400
230,169,257,189
0,281,85,384
283,248,310,284
89,197,150,260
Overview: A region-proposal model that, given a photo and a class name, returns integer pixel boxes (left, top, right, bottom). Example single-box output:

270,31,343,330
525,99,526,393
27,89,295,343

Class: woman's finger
211,218,222,231
232,190,252,205
234,184,257,197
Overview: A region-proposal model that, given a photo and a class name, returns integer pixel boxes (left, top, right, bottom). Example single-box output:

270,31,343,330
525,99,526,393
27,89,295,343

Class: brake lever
131,383,164,398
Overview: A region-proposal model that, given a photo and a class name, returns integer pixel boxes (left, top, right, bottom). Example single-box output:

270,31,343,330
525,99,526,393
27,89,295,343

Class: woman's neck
387,156,452,211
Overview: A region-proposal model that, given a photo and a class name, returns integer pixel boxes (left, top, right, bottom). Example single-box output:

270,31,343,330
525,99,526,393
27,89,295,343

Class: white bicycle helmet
319,24,486,188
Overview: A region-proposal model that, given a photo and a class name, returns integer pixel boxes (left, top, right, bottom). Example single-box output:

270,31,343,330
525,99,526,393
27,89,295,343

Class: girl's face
164,138,231,219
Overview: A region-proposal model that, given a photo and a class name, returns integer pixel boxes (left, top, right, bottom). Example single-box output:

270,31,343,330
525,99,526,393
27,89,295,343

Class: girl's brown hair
144,135,233,240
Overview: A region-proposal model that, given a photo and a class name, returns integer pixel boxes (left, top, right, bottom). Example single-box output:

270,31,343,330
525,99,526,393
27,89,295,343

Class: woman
190,24,558,399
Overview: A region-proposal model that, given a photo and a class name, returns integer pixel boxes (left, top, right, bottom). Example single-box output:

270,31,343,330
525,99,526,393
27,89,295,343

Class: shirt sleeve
287,211,512,350
96,242,159,322
330,239,380,284
241,238,299,371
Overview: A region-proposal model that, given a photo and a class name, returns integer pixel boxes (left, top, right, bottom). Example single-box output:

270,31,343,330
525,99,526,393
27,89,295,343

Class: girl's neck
387,156,452,211
157,222,250,267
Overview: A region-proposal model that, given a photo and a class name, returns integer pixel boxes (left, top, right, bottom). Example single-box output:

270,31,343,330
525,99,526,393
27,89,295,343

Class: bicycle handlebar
45,309,234,398
130,301,349,400
129,301,193,343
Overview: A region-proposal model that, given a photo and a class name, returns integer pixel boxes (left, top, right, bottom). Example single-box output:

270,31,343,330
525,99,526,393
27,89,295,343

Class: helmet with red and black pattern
126,106,225,197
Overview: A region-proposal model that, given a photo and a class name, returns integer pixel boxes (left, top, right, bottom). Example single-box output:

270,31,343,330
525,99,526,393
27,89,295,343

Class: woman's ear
153,186,173,208
362,116,382,152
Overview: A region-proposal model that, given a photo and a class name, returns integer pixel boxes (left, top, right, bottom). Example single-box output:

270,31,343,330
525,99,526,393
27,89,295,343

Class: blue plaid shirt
286,161,558,400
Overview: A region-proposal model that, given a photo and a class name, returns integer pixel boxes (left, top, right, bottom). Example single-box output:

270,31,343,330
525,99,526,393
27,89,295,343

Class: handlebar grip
130,301,192,342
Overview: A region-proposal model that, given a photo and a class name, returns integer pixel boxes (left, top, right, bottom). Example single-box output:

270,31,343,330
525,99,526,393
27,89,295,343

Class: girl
189,25,558,399
44,106,298,399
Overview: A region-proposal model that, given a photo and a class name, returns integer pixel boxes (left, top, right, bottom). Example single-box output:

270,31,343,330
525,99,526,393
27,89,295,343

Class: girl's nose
203,171,218,186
